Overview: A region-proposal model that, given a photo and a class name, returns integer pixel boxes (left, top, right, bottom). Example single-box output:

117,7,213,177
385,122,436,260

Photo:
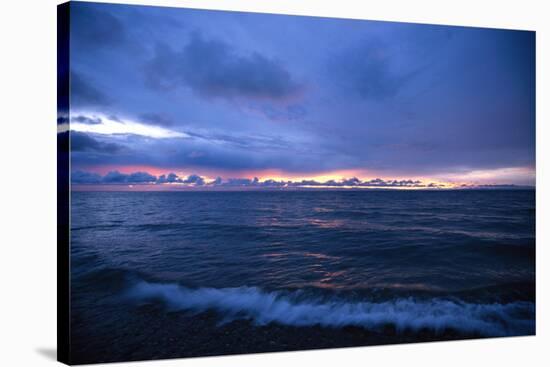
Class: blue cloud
71,4,128,48
138,112,174,127
70,132,122,154
182,174,205,186
157,172,181,184
71,171,102,184
70,171,446,189
101,171,157,184
145,33,303,101
72,115,102,125
71,72,111,107
330,39,417,100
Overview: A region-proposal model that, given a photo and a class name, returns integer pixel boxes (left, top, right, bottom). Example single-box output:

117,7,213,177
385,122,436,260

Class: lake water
70,190,535,363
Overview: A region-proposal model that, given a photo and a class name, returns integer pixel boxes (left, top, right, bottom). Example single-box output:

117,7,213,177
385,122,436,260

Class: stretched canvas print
57,1,536,364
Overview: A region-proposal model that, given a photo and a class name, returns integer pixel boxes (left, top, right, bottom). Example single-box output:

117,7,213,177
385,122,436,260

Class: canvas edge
57,1,71,365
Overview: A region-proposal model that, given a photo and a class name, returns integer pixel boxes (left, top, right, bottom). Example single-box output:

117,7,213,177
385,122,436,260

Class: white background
0,0,547,366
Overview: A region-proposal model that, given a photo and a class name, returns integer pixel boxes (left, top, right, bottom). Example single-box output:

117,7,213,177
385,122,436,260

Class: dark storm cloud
145,33,302,101
127,172,158,183
181,174,205,186
101,171,130,183
157,173,181,184
70,132,123,154
187,130,292,150
223,177,256,186
341,177,361,186
72,115,102,125
68,131,313,173
71,72,111,107
101,171,157,184
138,112,174,126
71,4,128,48
330,39,417,100
71,171,102,184
156,173,208,186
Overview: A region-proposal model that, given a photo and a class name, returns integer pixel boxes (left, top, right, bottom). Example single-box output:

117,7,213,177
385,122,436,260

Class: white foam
126,281,534,336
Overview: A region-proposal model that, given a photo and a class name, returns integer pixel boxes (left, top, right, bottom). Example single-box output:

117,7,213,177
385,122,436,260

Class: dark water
70,190,535,362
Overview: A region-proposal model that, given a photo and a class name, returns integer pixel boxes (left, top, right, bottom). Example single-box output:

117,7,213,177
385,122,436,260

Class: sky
62,1,536,190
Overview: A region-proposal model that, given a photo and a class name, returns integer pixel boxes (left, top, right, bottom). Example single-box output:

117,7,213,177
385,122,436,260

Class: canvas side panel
57,2,70,365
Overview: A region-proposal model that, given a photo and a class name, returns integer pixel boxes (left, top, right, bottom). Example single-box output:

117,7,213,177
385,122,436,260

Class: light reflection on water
71,190,535,293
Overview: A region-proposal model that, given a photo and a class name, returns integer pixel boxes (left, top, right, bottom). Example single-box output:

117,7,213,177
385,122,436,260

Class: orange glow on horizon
235,169,370,182
75,165,535,189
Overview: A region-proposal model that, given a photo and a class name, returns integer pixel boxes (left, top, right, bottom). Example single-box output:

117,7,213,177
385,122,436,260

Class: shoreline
71,302,527,365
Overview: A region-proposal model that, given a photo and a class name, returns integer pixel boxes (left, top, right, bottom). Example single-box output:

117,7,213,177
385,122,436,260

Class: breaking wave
126,281,535,336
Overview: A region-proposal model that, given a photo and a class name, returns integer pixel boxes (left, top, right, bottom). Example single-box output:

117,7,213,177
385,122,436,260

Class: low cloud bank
71,170,454,189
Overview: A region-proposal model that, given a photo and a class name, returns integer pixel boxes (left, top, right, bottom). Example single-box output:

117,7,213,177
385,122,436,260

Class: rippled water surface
70,190,536,362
